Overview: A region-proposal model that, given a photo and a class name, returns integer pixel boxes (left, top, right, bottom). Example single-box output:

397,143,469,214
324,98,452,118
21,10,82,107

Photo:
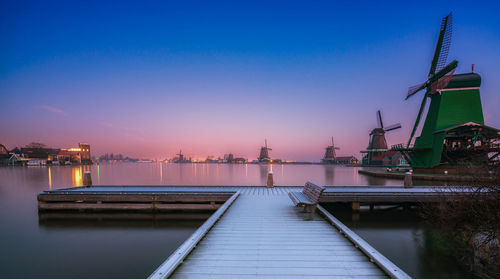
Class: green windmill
399,12,500,174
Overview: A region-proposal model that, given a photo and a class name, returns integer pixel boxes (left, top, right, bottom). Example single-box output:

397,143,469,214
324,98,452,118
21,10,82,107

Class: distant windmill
176,150,185,163
362,110,401,165
258,139,272,163
322,137,340,163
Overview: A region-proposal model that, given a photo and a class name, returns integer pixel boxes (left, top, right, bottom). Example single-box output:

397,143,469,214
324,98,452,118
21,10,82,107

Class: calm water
0,163,464,278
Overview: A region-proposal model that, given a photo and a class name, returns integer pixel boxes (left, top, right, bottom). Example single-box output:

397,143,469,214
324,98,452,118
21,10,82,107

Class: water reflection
97,164,100,184
18,163,446,188
329,207,475,279
72,167,82,186
259,164,269,184
324,165,334,185
48,167,52,189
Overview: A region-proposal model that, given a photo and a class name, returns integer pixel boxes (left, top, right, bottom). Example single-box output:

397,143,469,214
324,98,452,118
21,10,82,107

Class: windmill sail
377,110,384,129
429,13,452,77
406,13,456,147
407,82,427,99
384,123,402,132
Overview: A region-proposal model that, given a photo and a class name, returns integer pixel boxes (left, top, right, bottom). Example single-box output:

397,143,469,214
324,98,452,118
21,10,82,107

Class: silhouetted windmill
175,150,185,163
322,137,340,163
362,110,401,165
258,139,272,163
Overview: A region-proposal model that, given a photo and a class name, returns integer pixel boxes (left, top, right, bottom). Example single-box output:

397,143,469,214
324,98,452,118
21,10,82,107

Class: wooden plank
38,194,230,203
167,191,393,279
38,202,222,211
317,205,411,279
148,192,240,279
171,274,388,279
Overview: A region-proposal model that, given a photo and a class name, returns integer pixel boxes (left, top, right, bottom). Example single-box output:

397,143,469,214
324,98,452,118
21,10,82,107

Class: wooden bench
288,181,325,219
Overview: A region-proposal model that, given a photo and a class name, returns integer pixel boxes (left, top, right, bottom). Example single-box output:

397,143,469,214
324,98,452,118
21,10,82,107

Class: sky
1,0,499,161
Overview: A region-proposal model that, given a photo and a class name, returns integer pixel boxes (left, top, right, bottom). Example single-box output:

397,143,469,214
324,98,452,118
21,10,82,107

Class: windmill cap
446,73,481,89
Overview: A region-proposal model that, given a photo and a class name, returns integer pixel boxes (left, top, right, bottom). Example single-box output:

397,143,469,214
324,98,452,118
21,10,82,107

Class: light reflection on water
40,162,438,188
0,163,444,278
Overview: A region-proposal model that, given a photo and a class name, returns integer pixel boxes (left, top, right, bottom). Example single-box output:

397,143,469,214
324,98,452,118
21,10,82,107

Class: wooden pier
39,184,478,278
145,187,410,279
38,185,474,214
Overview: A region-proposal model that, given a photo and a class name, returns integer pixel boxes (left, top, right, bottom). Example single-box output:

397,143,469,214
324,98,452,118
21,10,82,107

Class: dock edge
317,205,412,279
148,191,240,279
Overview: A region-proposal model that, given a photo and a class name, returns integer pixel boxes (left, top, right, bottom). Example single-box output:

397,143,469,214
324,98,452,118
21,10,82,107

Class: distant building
8,154,21,165
79,143,91,164
21,144,58,159
335,156,360,165
0,144,9,165
0,144,8,155
57,143,92,165
224,153,234,163
232,157,247,163
205,156,220,163
363,151,406,166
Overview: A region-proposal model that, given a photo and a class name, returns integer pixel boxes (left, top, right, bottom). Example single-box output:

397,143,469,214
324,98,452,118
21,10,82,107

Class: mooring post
351,202,360,212
83,170,92,186
404,172,413,188
266,170,274,188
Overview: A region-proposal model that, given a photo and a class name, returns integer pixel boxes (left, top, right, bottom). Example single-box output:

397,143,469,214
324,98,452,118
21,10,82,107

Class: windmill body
322,137,340,163
173,149,190,163
361,110,403,166
258,140,272,163
396,13,500,174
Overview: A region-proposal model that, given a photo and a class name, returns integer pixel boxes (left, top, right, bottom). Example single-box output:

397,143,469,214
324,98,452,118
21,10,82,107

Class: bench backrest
302,181,325,203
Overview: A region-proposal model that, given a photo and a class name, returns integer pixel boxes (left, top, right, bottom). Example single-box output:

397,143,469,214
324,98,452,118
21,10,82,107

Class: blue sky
1,0,499,160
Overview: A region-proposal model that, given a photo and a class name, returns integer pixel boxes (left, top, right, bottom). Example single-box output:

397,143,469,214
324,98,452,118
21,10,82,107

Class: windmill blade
406,82,427,100
436,13,452,73
430,60,458,82
384,123,402,132
377,110,384,129
407,91,429,147
428,12,452,77
429,67,456,94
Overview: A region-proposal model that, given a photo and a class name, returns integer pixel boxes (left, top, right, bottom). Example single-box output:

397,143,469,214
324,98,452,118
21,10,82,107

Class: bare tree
421,165,500,278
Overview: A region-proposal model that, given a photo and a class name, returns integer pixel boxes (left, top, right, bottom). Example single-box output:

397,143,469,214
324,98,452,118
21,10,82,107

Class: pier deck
38,185,473,214
149,187,409,279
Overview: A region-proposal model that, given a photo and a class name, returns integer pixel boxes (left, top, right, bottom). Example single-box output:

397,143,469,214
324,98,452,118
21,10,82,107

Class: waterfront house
335,156,360,165
0,144,9,165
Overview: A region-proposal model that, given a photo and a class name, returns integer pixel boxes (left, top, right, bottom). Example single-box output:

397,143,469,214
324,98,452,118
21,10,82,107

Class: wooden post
83,171,92,186
266,171,274,188
351,202,360,212
404,172,413,188
352,212,360,222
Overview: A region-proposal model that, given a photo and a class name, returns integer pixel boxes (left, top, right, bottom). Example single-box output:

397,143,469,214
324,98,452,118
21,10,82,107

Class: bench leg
308,206,316,220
